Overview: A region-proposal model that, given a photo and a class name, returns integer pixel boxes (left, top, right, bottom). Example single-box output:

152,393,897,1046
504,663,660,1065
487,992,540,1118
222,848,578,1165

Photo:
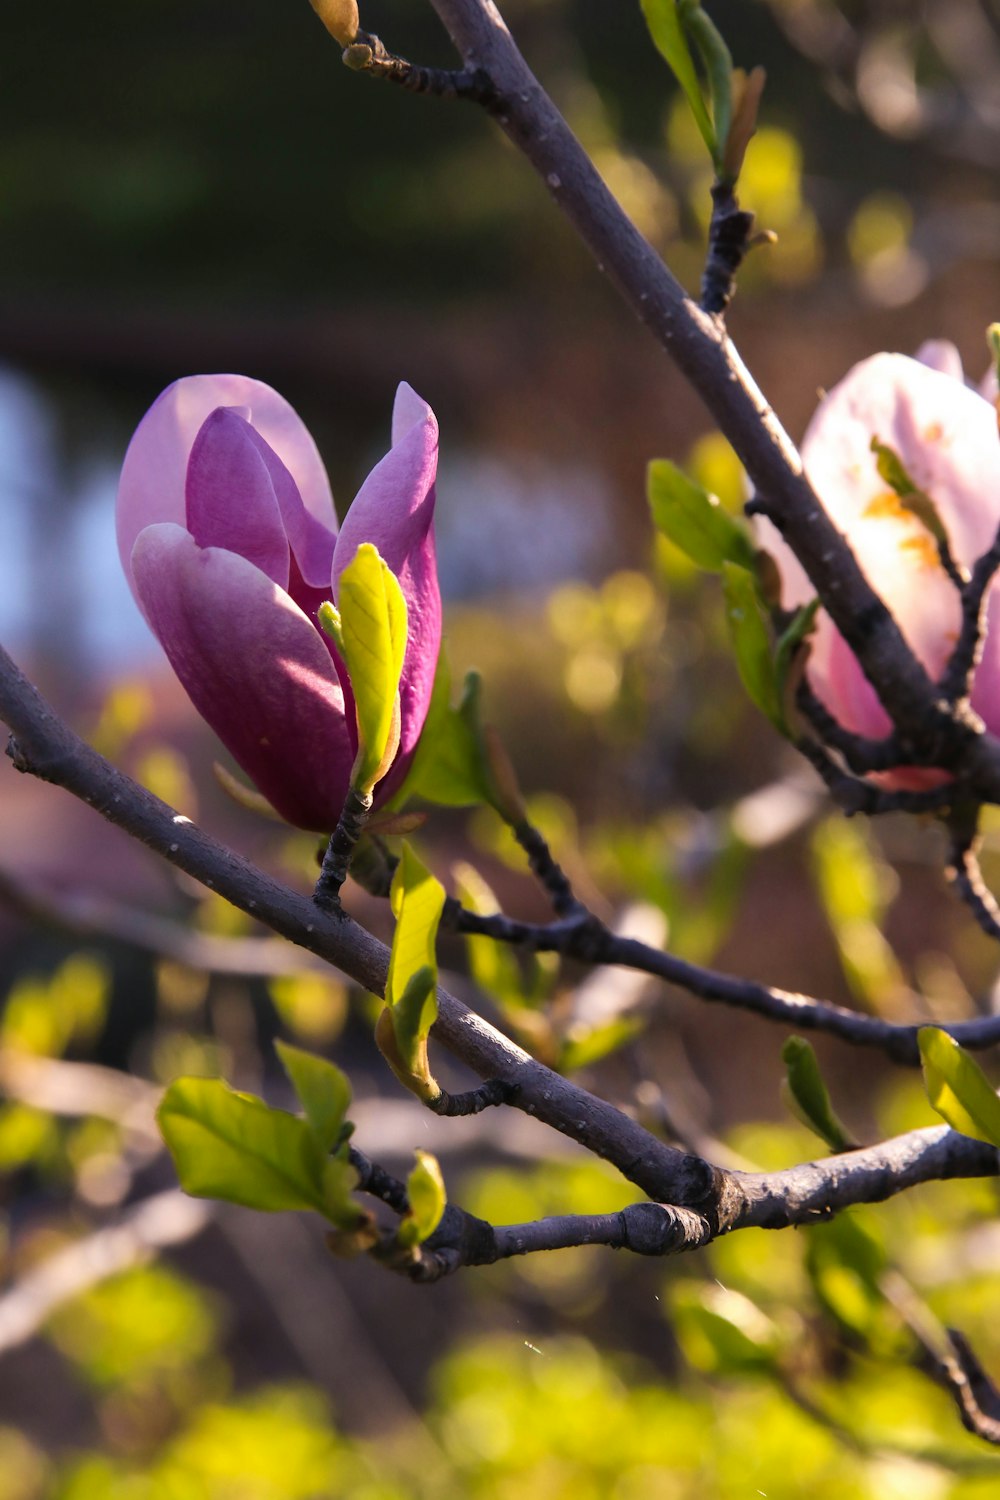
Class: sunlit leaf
781,1037,856,1152
377,844,446,1098
648,460,754,572
158,1076,351,1222
398,1150,447,1247
322,542,408,795
918,1027,1000,1147
275,1040,352,1153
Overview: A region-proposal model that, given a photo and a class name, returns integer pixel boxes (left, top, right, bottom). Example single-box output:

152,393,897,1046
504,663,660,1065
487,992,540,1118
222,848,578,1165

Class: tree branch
419,0,1000,798
0,642,704,1207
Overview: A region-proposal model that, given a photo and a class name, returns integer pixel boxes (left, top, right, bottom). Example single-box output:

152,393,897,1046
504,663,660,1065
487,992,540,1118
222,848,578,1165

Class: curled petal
131,524,354,831
333,384,442,757
117,374,336,604
186,409,290,589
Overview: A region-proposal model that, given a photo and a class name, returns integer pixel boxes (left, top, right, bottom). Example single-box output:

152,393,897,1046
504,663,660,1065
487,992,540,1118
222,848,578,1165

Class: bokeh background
3,0,1000,1494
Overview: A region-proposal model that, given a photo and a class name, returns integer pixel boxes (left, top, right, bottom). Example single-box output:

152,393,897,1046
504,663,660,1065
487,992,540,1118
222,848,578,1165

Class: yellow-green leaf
158,1076,331,1217
275,1040,352,1154
336,542,408,795
387,843,446,1009
398,1150,447,1247
919,1027,1000,1147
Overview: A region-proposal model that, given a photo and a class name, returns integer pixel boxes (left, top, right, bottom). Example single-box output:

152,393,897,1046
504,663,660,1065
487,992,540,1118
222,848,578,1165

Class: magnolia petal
801,352,1000,565
186,409,290,588
131,524,354,831
333,394,439,581
333,388,442,759
915,340,964,382
392,381,435,448
240,424,336,591
117,374,336,606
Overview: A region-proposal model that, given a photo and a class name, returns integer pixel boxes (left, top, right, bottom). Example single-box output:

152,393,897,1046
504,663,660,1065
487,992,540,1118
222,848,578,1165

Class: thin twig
342,27,497,105
314,785,373,912
947,804,1000,943
941,521,1000,704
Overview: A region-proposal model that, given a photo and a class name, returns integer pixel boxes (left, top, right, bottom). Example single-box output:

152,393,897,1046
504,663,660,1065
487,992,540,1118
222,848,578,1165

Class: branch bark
419,0,1000,797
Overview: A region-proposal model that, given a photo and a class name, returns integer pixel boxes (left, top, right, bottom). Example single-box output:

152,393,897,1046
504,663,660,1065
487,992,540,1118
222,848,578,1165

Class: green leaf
392,965,439,1078
378,844,446,1098
774,597,819,705
387,844,446,1008
918,1027,1000,1147
399,656,494,809
336,542,408,795
158,1076,334,1219
398,1150,447,1247
648,460,754,573
275,1040,352,1154
780,1037,856,1152
640,0,717,163
682,2,734,169
721,562,782,730
869,436,951,553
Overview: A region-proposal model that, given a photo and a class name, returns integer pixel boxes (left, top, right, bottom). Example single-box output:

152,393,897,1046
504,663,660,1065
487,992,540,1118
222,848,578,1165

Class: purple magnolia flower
117,375,441,830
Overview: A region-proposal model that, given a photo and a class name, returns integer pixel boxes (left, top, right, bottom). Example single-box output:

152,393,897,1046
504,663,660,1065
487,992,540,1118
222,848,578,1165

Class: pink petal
117,374,336,603
186,409,290,589
131,524,354,831
801,352,1000,565
915,340,964,382
332,387,442,756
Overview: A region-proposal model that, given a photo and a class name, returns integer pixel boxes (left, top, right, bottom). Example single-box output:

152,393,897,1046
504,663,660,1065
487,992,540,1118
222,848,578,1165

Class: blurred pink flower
764,345,1000,775
117,376,440,830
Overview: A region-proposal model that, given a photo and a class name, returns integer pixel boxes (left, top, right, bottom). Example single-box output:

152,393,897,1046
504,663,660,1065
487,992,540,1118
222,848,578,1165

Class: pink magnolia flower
765,345,1000,772
117,375,440,830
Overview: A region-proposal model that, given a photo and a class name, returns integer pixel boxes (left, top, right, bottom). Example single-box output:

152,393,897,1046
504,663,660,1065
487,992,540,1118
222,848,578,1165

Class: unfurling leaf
781,1036,856,1152
328,543,408,796
640,0,717,163
648,460,754,573
398,1150,447,1247
918,1027,1000,1147
377,843,446,1100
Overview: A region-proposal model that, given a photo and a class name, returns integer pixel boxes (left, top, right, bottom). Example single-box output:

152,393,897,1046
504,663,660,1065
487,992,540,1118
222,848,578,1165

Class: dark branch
947,804,1000,943
342,28,497,106
314,784,373,912
422,0,1000,799
448,898,1000,1065
941,521,1000,704
700,181,757,315
0,642,702,1206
